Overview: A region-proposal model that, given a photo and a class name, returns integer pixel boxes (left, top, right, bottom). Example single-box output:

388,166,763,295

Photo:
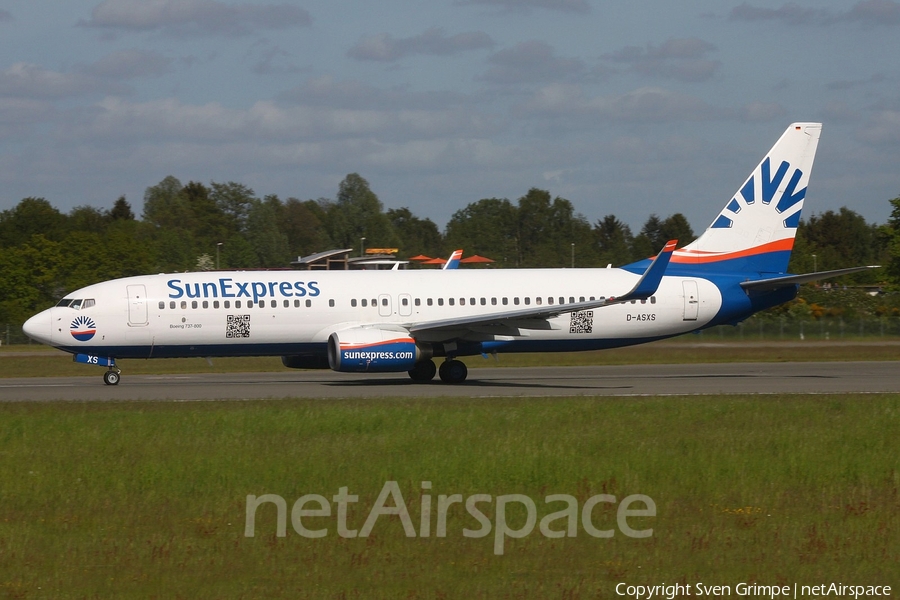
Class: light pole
216,242,223,270
571,243,575,268
360,237,366,257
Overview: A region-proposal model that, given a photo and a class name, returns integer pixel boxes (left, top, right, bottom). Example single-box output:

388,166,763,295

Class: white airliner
23,123,874,385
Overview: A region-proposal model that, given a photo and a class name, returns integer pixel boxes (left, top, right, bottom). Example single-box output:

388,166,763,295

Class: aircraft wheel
408,360,437,382
438,359,467,384
103,371,120,386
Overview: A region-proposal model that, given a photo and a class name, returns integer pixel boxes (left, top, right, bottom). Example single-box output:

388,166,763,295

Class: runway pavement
0,361,898,401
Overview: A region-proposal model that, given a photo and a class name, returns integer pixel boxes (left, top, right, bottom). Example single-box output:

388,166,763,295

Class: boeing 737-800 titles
23,123,875,384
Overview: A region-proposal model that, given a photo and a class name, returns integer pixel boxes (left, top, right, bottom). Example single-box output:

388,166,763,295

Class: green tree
245,195,290,267
325,173,398,250
281,198,332,258
387,207,443,259
0,198,68,248
594,215,634,267
444,198,518,267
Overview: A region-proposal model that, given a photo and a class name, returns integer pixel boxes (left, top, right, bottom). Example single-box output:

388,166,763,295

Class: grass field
1,395,897,598
2,339,900,379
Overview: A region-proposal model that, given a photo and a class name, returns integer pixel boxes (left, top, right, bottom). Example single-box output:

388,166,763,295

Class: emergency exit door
682,280,699,321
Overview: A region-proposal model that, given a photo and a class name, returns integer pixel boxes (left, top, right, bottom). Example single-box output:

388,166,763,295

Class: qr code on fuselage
569,310,594,334
226,314,251,338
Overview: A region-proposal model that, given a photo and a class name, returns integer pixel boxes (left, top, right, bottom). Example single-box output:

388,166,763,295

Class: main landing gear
407,359,468,384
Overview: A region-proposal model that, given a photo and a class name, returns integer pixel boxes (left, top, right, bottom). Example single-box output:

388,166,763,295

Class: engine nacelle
327,328,431,372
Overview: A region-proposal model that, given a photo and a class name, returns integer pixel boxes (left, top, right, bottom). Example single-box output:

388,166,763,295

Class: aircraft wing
740,266,880,292
407,240,676,334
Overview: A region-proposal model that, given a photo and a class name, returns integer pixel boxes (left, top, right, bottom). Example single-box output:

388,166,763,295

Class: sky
1,0,899,234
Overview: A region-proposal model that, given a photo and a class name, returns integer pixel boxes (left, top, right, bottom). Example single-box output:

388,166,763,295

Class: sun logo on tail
70,315,96,341
710,158,806,231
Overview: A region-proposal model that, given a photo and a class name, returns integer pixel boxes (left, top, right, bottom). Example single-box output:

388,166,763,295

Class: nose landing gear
102,369,120,386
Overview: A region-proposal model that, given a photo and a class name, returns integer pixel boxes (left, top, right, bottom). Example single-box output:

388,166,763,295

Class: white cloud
604,38,720,83
80,0,312,37
458,0,589,14
81,49,174,79
347,27,494,62
479,41,584,84
0,63,126,99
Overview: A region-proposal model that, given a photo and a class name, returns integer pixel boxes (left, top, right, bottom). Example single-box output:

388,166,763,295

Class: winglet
443,249,463,270
614,240,676,302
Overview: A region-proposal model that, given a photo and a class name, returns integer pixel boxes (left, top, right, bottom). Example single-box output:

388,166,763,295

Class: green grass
0,395,897,598
2,339,900,379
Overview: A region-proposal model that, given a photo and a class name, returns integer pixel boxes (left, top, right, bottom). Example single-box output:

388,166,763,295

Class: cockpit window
54,298,95,309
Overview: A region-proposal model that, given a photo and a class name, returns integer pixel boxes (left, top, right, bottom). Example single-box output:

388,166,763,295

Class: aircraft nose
22,309,53,345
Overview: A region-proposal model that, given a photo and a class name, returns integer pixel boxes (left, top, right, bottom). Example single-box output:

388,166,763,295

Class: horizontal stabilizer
740,266,880,292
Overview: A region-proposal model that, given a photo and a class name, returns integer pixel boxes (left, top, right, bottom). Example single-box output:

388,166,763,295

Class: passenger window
202,300,209,309
225,300,231,309
329,299,335,307
470,298,476,305
536,297,542,305
641,298,646,304
361,299,367,307
402,298,409,306
305,299,311,307
351,299,357,307
283,300,289,308
427,298,433,306
438,298,444,306
548,297,554,305
560,297,566,305
502,298,508,305
248,301,254,308
415,298,421,306
514,298,519,305
651,296,657,304
181,301,187,309
235,301,241,308
449,298,455,306
524,298,531,305
214,300,220,309
491,298,497,305
294,299,300,308
381,298,387,306
192,301,198,309
579,297,585,302
460,298,466,306
159,301,165,310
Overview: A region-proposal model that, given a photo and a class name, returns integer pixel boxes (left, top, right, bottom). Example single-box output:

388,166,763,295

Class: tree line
1,172,899,329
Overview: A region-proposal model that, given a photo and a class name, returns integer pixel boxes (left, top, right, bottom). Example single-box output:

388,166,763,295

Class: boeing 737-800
22,123,874,384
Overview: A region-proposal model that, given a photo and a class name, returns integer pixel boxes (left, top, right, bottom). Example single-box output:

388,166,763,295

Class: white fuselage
27,268,722,359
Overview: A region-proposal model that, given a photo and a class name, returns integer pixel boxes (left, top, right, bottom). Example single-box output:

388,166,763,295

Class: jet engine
327,328,431,372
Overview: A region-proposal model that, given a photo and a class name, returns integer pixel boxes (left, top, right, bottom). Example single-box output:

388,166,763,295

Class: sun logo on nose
70,315,96,341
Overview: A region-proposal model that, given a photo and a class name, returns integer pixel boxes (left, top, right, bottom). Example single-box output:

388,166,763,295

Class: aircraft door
398,294,412,317
378,294,392,317
127,284,149,326
682,280,699,321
